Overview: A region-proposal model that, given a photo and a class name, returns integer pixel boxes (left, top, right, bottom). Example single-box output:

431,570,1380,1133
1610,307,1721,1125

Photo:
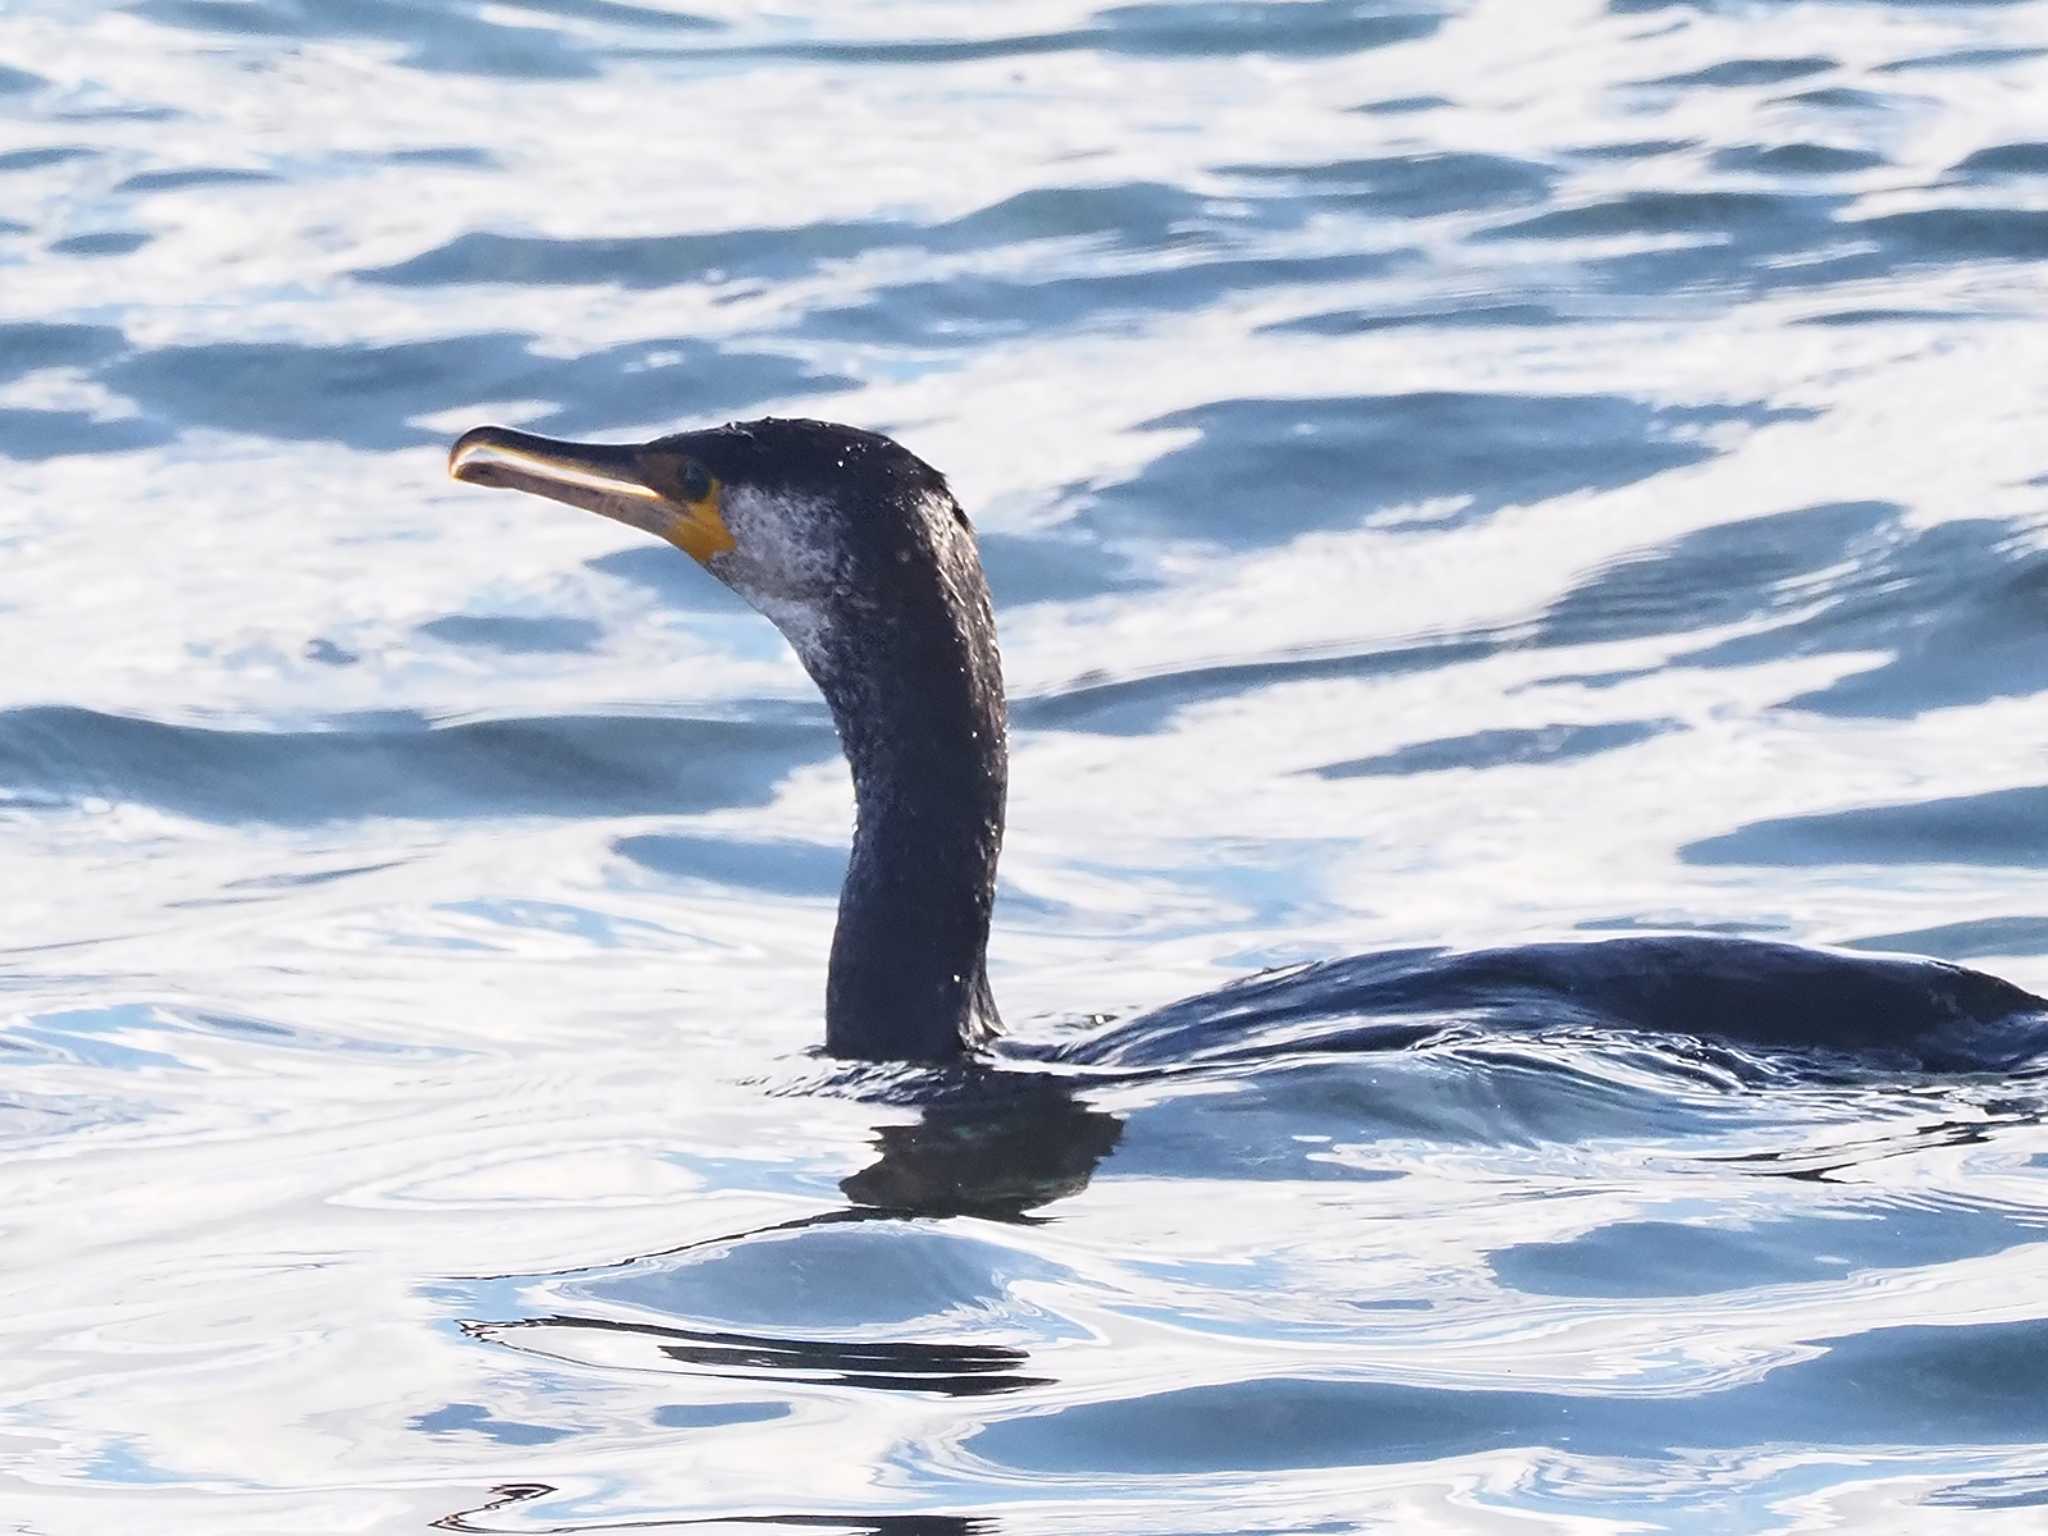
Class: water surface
3,0,2048,1530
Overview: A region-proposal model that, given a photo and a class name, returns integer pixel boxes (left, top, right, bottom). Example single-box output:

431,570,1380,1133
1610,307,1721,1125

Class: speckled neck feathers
819,499,1007,1059
686,421,1008,1059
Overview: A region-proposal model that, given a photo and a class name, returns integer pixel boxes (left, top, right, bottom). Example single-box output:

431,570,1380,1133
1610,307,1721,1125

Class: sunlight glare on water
2,0,2048,1530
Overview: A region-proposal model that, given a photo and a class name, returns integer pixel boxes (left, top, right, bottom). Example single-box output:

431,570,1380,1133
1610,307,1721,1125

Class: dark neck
812,537,1007,1059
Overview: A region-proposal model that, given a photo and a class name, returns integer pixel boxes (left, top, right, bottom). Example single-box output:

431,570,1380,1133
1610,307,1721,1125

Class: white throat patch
712,484,848,673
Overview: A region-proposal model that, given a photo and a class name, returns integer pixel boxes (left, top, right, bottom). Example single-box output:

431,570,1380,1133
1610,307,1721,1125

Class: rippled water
5,0,2048,1529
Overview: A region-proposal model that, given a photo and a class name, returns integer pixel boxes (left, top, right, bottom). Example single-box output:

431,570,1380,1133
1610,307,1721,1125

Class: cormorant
448,417,2048,1067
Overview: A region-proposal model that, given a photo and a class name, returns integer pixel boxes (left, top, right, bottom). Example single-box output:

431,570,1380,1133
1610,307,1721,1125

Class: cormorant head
450,415,1010,1061
447,416,977,682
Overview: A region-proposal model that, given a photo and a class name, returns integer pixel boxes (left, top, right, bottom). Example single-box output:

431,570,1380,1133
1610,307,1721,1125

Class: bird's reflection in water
470,1071,1118,1387
465,1300,1050,1396
446,1073,1112,1530
435,1479,994,1533
837,1068,1123,1219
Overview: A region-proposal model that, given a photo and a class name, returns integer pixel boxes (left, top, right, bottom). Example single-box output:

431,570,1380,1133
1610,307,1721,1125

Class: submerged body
448,417,2048,1069
1056,935,2048,1074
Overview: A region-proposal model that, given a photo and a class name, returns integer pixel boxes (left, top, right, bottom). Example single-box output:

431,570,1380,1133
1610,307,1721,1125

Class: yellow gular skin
668,477,736,563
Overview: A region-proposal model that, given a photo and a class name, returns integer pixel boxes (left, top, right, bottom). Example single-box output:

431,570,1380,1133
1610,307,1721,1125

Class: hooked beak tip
448,426,509,484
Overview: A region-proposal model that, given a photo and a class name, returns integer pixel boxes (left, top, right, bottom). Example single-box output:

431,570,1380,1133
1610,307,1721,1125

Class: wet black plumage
450,416,2048,1070
690,424,1008,1060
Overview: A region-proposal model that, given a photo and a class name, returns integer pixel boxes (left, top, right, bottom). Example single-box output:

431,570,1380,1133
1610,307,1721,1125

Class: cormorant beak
447,425,734,563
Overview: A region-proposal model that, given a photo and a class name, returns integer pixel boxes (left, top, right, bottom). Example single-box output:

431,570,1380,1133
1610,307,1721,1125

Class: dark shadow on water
1639,55,1836,89
1950,142,2048,176
796,251,1409,348
1855,207,2048,262
5,1000,437,1069
114,166,276,193
0,408,171,461
1709,142,1886,176
1496,1218,1826,1297
1577,916,1783,937
965,1316,2048,1474
0,323,125,384
1793,307,1977,326
1311,719,1679,779
359,180,1405,348
52,103,182,124
1926,1472,2048,1511
0,146,97,173
1013,633,1504,737
381,145,499,169
941,180,1278,249
1779,86,1897,112
1476,188,1842,243
1468,182,2048,298
1685,786,2048,870
615,831,845,897
358,182,1277,294
414,613,605,655
651,1401,788,1430
131,0,718,82
1877,46,2046,74
0,704,830,823
627,0,1445,67
1076,393,1807,547
1493,1190,2048,1298
1261,299,1563,336
1089,0,1445,59
1536,500,2048,718
1216,150,1556,218
1846,916,2048,961
1350,92,1451,114
410,1401,571,1447
48,231,151,257
358,220,912,291
1471,187,1889,298
1536,499,1902,646
1565,137,1699,162
101,331,853,451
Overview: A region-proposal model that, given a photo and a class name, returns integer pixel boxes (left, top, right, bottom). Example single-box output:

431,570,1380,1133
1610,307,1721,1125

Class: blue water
4,0,2048,1529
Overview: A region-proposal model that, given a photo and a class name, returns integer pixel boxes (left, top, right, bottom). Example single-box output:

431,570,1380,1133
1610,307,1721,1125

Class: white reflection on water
3,0,2048,1529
